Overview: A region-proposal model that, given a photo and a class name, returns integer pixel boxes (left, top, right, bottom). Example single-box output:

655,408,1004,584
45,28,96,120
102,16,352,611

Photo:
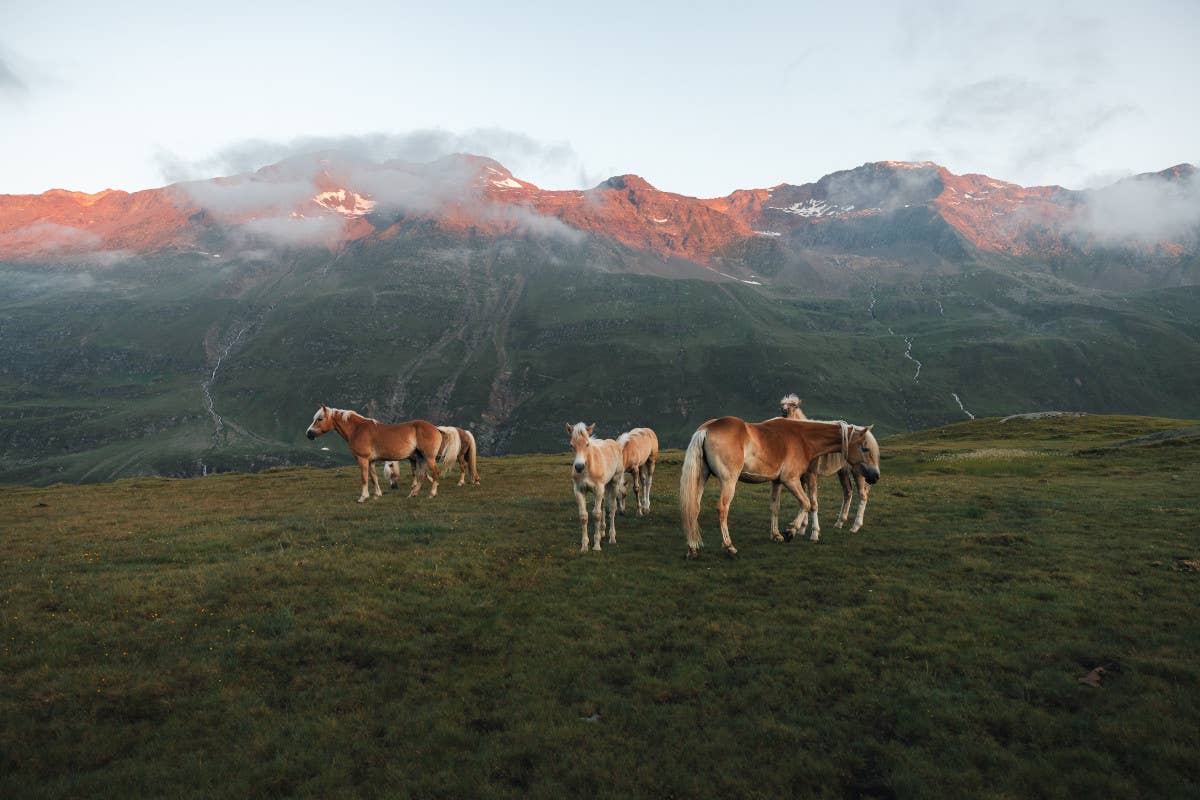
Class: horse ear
587,423,596,436
864,424,874,432
565,423,573,434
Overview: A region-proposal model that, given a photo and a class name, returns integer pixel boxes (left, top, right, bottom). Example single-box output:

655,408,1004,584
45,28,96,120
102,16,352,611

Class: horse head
845,425,880,484
306,405,336,440
779,394,803,419
566,422,595,473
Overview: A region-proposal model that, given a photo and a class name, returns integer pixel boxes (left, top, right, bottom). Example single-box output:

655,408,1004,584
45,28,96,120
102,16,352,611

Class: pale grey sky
1,0,1196,196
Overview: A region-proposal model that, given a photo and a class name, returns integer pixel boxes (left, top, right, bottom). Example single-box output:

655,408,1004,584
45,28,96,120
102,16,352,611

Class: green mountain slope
2,235,1200,485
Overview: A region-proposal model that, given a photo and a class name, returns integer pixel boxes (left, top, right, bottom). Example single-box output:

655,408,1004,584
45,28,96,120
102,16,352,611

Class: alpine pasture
2,414,1198,798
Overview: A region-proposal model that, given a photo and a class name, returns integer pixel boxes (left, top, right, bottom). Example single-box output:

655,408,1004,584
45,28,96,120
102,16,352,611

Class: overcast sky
1,0,1197,196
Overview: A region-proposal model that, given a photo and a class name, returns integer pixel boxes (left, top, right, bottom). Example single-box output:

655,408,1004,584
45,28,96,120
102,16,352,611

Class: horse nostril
306,430,315,440
574,462,584,473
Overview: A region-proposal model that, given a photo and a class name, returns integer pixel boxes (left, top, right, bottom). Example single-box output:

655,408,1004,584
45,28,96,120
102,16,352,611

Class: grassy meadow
1,414,1198,798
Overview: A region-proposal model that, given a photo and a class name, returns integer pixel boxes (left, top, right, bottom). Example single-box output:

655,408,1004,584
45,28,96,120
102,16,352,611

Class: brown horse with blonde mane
616,427,658,517
306,405,441,501
679,415,879,558
780,394,880,540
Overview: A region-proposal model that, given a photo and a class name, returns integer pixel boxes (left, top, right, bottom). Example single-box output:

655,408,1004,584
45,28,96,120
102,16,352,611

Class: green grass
2,415,1198,798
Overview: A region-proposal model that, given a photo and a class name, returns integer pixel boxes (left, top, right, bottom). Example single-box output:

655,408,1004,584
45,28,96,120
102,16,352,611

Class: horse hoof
724,546,738,557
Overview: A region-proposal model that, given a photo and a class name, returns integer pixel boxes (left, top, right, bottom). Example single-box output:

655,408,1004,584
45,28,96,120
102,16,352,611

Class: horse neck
807,421,849,460
331,412,365,441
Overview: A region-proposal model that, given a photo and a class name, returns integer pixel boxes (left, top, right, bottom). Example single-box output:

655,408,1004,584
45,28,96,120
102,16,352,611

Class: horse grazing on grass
780,394,880,540
384,426,480,490
679,415,879,558
567,422,625,553
305,405,441,501
616,427,658,517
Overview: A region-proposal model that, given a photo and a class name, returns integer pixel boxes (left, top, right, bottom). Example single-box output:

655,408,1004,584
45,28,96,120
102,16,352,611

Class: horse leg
408,457,424,498
356,457,372,503
631,466,644,516
782,476,812,541
643,455,655,514
850,474,870,533
616,470,628,516
833,467,853,528
808,471,822,542
370,462,383,498
425,455,440,498
769,481,784,541
591,489,605,551
605,480,618,544
715,476,739,556
457,453,467,486
575,486,590,553
632,464,643,516
633,462,643,520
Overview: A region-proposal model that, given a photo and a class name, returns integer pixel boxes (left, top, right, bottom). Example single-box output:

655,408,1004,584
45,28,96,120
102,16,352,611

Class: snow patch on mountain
768,198,862,218
313,189,375,216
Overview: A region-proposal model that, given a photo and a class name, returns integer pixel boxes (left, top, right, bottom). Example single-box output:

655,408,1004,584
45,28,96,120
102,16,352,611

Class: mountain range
1,154,1198,484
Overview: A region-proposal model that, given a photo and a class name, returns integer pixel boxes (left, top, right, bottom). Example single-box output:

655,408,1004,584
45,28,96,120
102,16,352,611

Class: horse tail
680,426,709,551
463,429,480,484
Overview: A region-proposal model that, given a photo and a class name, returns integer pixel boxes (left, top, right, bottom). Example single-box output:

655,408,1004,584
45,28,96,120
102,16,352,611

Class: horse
615,427,658,517
780,394,880,540
567,422,626,553
305,405,441,501
384,425,480,489
679,415,879,558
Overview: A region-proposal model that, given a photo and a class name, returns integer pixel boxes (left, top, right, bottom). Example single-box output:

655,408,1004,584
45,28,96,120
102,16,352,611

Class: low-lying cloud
180,178,317,217
0,222,135,265
0,221,102,252
162,131,590,247
1071,168,1200,245
239,215,345,247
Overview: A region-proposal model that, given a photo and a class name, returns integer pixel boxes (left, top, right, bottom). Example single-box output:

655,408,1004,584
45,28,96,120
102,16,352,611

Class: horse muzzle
306,429,316,440
573,461,585,473
863,467,880,485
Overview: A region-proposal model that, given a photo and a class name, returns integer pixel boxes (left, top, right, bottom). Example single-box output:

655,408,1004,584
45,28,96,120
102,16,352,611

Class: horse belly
738,454,778,484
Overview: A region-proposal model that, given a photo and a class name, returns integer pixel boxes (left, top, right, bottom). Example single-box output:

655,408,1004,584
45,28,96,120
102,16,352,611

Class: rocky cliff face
2,154,1197,271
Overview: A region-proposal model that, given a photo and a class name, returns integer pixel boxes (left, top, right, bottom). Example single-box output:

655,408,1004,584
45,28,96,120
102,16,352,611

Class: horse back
621,427,659,467
743,417,832,479
365,419,441,460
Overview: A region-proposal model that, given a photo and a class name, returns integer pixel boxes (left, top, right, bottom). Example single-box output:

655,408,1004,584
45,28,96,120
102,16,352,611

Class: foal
616,427,659,516
567,422,625,552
